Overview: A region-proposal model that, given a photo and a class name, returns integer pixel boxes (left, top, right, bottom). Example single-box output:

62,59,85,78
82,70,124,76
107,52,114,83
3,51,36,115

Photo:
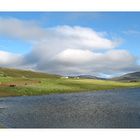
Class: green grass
0,76,140,97
0,67,140,97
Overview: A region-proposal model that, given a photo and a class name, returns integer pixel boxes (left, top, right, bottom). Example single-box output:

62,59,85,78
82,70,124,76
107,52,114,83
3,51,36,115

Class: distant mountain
69,75,106,80
111,72,140,82
1,67,140,82
79,75,106,80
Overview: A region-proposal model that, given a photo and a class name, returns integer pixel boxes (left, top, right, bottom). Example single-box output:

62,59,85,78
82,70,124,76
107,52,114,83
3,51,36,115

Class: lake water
0,88,140,128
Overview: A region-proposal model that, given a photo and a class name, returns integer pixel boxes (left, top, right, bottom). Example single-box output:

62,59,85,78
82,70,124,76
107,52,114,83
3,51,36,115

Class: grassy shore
0,76,140,97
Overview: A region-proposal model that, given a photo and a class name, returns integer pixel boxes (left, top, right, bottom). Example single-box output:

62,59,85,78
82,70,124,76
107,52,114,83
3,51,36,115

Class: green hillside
0,67,59,79
0,67,140,97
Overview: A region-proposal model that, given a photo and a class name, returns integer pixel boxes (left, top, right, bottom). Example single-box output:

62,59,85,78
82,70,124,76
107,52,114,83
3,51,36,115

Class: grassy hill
111,72,140,82
0,67,140,97
0,67,59,79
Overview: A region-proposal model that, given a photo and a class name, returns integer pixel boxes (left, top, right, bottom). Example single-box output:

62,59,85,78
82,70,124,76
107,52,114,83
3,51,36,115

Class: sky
0,12,140,77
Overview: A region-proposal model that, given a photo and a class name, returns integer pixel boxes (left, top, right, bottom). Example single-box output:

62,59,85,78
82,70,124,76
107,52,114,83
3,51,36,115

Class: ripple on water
0,88,140,128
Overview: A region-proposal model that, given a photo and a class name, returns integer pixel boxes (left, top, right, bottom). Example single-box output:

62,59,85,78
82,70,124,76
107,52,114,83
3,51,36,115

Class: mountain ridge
111,71,140,81
0,67,140,81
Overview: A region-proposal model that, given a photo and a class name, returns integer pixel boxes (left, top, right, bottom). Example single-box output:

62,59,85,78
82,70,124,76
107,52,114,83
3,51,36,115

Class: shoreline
0,86,140,99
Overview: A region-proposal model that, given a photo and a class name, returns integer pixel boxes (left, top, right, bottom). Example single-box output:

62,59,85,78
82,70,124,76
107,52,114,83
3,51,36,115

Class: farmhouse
61,76,69,79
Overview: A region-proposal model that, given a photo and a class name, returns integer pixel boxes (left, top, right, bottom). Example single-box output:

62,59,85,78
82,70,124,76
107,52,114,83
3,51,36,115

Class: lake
0,88,140,128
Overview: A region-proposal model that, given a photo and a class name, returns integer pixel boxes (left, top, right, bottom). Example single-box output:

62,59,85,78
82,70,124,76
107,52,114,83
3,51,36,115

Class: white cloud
0,50,22,67
0,18,46,41
0,17,139,76
42,49,136,75
51,26,117,50
0,18,118,49
55,49,94,65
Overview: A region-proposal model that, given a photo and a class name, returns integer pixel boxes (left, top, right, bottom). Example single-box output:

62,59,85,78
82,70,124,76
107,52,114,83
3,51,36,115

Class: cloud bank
0,18,139,77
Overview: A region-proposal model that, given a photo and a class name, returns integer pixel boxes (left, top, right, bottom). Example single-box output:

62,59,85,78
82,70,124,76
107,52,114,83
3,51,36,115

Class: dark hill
70,75,106,80
111,71,140,82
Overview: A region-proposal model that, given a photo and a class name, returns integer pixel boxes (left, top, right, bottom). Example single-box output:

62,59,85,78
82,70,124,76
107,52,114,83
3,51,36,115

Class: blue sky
0,12,140,77
0,12,140,57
